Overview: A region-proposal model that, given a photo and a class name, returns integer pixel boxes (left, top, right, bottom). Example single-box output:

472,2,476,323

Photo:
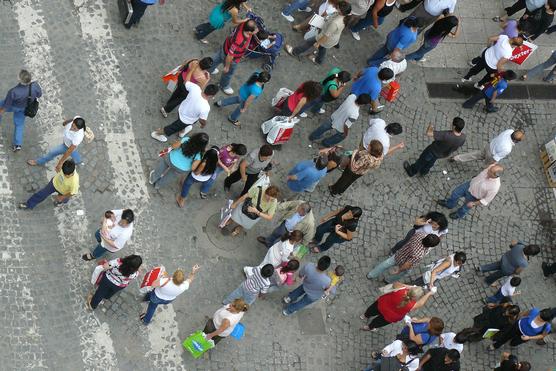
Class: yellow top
328,272,343,287
52,170,80,196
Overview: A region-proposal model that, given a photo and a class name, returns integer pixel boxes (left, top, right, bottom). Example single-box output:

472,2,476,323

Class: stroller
245,11,283,71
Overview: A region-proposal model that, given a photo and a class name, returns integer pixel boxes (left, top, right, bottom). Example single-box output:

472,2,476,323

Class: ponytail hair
396,286,424,308
322,71,351,86
246,71,271,86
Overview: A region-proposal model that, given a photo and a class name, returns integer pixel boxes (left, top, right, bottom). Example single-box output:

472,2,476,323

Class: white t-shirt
101,209,134,252
363,118,390,155
437,332,464,353
154,278,190,301
261,240,295,267
500,276,516,297
489,129,515,162
63,123,84,147
213,305,245,337
192,172,212,182
424,0,457,16
381,340,419,371
417,223,448,237
178,82,210,125
331,94,360,132
484,35,513,69
379,59,407,82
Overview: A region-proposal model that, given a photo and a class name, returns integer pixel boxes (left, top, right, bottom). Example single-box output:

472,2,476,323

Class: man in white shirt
308,94,371,146
151,83,218,142
452,129,524,163
462,35,523,86
361,118,404,157
83,209,135,260
379,50,408,83
409,0,458,31
438,164,503,219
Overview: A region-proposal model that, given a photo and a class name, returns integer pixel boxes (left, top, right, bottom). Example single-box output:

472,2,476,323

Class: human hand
466,201,476,208
247,206,258,213
521,335,530,341
55,164,62,173
192,264,201,273
334,224,342,233
240,107,246,113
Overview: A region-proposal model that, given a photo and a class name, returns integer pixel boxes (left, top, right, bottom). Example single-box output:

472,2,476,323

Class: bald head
390,49,405,63
487,164,504,178
511,130,524,143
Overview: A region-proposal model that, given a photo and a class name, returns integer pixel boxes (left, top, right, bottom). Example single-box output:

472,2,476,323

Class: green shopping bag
292,244,309,259
182,331,215,359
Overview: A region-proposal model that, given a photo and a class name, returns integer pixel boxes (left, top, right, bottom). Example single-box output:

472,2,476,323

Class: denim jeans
367,44,391,66
406,146,438,176
0,99,26,146
91,274,123,309
151,156,187,189
292,36,327,64
36,143,82,165
367,255,396,279
314,219,346,252
265,221,288,248
282,0,310,16
91,229,110,259
203,167,224,194
480,261,510,285
350,12,385,33
143,291,173,324
126,0,150,28
195,22,217,40
486,288,506,304
300,96,325,114
25,178,67,209
284,285,319,314
223,284,258,305
180,172,212,197
406,38,437,61
526,50,556,81
219,95,246,121
444,181,478,218
209,48,239,90
308,118,346,146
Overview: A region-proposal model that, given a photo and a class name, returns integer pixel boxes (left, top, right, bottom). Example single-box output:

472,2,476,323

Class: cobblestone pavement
0,0,555,370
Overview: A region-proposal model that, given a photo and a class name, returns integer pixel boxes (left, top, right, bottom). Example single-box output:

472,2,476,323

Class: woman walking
350,0,397,40
360,284,434,331
398,317,445,348
87,255,142,310
194,0,250,43
141,265,200,324
243,230,303,275
406,16,460,63
311,205,362,252
203,143,247,192
225,184,280,236
203,299,249,345
490,307,553,349
160,57,213,117
364,339,420,371
275,81,322,120
329,140,383,196
215,71,271,126
268,259,300,292
390,211,448,254
301,69,351,115
176,146,219,207
149,132,208,190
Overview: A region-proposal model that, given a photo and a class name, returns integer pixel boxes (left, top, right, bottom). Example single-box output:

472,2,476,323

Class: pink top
275,264,295,286
287,84,306,112
468,165,501,205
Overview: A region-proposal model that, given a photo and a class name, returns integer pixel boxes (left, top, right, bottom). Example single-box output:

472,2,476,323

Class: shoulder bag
242,186,263,220
24,83,39,118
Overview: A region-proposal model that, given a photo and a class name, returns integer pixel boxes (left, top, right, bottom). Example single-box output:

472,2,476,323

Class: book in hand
483,328,500,339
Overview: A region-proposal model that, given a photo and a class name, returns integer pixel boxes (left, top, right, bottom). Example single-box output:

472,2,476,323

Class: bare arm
410,291,434,311
371,0,386,29
387,142,405,155
429,259,451,287
320,208,342,223
239,159,248,182
229,7,248,25
496,58,508,71
425,124,434,138
242,95,256,112
206,318,230,340
193,161,207,175
290,97,307,119
55,144,77,172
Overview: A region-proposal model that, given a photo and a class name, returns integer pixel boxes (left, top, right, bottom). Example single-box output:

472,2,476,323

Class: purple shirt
502,20,519,38
219,145,239,167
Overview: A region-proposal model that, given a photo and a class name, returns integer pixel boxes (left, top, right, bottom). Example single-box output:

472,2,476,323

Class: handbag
271,88,293,107
182,331,215,359
90,259,108,285
84,127,95,143
24,83,39,118
242,186,263,220
139,266,166,294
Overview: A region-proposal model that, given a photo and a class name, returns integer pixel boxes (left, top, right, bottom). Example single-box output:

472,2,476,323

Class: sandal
27,159,37,166
361,325,375,331
85,293,93,310
176,194,185,208
285,44,295,56
359,314,367,320
520,74,528,81
228,117,241,127
371,351,380,360
231,226,242,236
82,253,94,261
139,313,146,321
311,247,320,253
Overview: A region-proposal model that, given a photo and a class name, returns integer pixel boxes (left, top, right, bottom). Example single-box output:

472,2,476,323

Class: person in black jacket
520,0,556,40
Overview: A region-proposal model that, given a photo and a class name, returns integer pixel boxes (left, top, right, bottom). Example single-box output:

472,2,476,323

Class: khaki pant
452,144,494,164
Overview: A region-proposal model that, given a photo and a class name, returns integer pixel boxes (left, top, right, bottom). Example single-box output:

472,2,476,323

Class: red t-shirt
287,84,306,112
377,288,416,323
224,22,253,63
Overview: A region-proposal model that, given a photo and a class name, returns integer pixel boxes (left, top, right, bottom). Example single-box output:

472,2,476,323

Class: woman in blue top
194,0,250,43
176,146,219,207
491,307,553,349
149,132,208,190
399,317,444,349
215,71,271,126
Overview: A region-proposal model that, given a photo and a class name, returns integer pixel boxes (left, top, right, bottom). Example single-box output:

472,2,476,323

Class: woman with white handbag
410,252,467,288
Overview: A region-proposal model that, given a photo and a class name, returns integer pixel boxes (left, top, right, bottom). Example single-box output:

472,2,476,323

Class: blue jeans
203,167,224,193
282,0,310,16
406,146,438,176
25,178,67,209
284,285,319,314
91,229,110,259
292,36,327,64
223,284,258,305
314,219,346,252
0,99,26,146
367,44,391,66
367,255,397,279
91,274,123,309
444,181,478,218
480,261,511,285
265,221,288,248
209,48,238,90
308,118,346,146
143,291,173,324
300,96,324,114
526,50,556,81
350,13,385,33
180,172,212,197
486,288,506,304
406,38,437,61
126,0,150,27
36,143,82,165
219,95,246,121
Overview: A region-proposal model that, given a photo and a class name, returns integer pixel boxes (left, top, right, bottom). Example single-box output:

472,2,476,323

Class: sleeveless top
424,254,459,284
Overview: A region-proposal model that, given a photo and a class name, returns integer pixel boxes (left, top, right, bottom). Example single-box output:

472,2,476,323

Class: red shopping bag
162,65,182,92
509,41,537,65
139,266,166,294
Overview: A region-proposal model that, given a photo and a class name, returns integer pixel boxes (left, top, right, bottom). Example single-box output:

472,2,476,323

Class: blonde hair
230,298,249,312
172,270,185,285
397,287,424,308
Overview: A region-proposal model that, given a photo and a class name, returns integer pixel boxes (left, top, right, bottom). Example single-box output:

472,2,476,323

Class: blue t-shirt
351,67,382,100
141,0,157,4
484,79,508,99
386,24,417,51
401,323,438,346
518,308,552,336
300,263,331,300
239,83,263,101
169,137,202,171
500,242,527,275
287,160,327,192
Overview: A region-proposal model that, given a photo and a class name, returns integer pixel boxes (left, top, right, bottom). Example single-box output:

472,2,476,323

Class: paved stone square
0,0,555,370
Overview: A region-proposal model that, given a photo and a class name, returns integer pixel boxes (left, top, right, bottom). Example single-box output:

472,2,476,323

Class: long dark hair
322,71,351,86
297,81,322,102
181,132,209,158
222,0,246,11
246,71,271,86
118,254,142,277
199,146,219,175
428,16,458,39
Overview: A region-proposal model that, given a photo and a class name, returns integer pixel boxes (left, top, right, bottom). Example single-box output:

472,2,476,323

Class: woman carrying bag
176,146,220,207
203,299,249,345
194,0,251,43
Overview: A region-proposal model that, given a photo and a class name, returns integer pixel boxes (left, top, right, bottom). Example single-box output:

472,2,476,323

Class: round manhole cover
204,213,248,251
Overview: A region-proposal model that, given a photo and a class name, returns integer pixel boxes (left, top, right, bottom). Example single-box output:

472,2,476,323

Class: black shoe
475,266,482,273
256,236,267,245
403,161,414,177
542,262,551,277
81,253,94,261
12,145,21,152
449,212,460,220
436,199,450,208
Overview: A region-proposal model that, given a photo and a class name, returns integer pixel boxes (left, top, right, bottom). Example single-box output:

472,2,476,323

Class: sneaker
351,31,361,41
283,296,291,304
160,107,168,118
148,170,155,185
449,212,460,220
299,112,308,118
282,309,290,316
178,129,187,138
12,145,21,152
467,60,476,67
318,108,325,114
214,100,222,107
281,12,295,22
473,82,484,90
436,199,450,208
222,86,234,95
460,77,471,83
301,6,312,12
199,192,208,199
150,131,168,143
18,202,28,210
211,68,219,75
418,58,427,63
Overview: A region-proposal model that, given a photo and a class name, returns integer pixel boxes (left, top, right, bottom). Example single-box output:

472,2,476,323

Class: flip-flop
27,159,37,166
176,194,185,208
231,226,241,236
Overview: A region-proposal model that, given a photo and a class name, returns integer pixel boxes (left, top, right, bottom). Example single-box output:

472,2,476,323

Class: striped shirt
242,267,271,294
394,232,432,267
105,258,138,287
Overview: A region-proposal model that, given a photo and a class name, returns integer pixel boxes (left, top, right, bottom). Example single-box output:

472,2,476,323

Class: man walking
367,233,441,282
437,164,503,219
282,256,332,315
452,128,524,164
477,240,540,285
409,0,458,31
367,17,422,66
351,67,394,114
257,201,315,248
361,119,404,158
82,209,135,261
224,264,274,305
403,117,465,177
0,69,42,151
224,144,274,196
287,156,328,193
462,70,517,113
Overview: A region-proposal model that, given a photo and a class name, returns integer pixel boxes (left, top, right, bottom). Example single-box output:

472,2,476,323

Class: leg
218,96,242,108
367,255,396,279
493,322,520,349
239,173,258,196
479,261,501,273
384,268,409,283
265,222,288,248
504,0,526,16
367,45,390,66
199,178,213,195
313,219,334,243
462,91,485,109
224,168,242,191
411,276,426,286
452,149,485,162
443,181,471,208
128,0,149,27
285,293,317,314
143,293,160,324
95,229,102,243
329,166,360,195
91,243,110,259
292,37,317,57
151,156,172,185
219,61,238,90
368,314,391,329
194,22,217,40
477,66,498,86
453,189,478,218
300,96,322,114
486,288,505,304
162,118,186,137
308,118,333,141
390,229,415,254
405,39,436,61
484,271,507,286
223,284,247,305
70,148,82,164
180,173,199,198
406,147,437,176
209,49,225,73
164,83,188,113
463,54,487,80
35,143,68,165
398,0,423,12
350,11,375,33
364,300,380,318
287,284,307,303
282,0,310,16
544,64,556,81
203,319,224,344
91,275,121,309
12,110,26,147
526,51,556,79
25,179,56,209
228,100,245,122
318,232,344,252
315,46,327,64
322,131,346,147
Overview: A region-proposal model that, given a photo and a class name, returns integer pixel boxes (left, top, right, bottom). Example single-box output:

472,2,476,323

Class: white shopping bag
271,88,293,107
265,116,299,145
219,199,234,229
252,173,271,188
304,26,319,41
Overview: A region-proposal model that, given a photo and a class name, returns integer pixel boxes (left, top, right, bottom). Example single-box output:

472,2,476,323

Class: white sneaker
211,68,219,75
467,60,476,67
460,77,471,83
178,130,186,138
301,6,312,12
419,58,427,63
148,170,155,185
351,31,361,41
473,82,484,90
283,296,291,304
318,108,325,114
281,12,294,22
222,86,234,95
150,131,168,142
299,112,308,118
